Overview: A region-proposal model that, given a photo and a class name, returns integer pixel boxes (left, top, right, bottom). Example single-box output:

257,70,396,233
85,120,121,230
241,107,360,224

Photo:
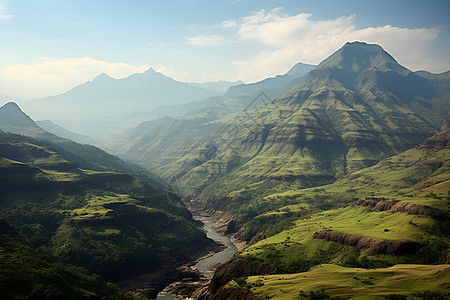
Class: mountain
22,68,218,124
189,80,244,95
223,62,316,99
36,120,97,145
0,102,57,140
0,101,161,177
104,42,449,241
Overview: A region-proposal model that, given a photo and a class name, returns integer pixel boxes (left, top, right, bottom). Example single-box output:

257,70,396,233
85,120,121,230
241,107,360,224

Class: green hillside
237,264,449,299
0,219,128,299
199,130,449,299
0,130,213,298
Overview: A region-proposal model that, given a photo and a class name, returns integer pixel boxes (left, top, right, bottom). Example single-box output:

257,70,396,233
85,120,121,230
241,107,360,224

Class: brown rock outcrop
313,229,423,255
355,197,438,216
415,130,449,150
193,257,268,299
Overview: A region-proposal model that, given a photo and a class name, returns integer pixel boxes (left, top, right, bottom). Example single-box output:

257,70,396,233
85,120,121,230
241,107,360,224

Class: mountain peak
0,102,42,132
144,67,156,74
286,62,316,77
1,101,22,112
318,41,408,74
92,73,113,82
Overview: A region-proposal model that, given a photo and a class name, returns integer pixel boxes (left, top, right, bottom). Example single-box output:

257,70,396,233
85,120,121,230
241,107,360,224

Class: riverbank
155,211,245,299
115,204,247,299
187,203,248,251
114,237,220,298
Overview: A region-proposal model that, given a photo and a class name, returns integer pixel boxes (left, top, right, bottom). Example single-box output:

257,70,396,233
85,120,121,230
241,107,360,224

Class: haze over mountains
21,69,225,137
24,68,218,119
18,61,315,138
0,41,449,299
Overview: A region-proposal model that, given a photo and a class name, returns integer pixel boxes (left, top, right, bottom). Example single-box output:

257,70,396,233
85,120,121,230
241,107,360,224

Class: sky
0,0,449,100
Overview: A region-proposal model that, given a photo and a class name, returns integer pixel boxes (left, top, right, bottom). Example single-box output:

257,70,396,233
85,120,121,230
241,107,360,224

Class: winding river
156,215,238,299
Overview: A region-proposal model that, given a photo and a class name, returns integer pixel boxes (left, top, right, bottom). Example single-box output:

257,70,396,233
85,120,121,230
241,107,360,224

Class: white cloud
0,2,14,20
231,9,446,82
187,34,232,46
216,20,237,29
0,58,150,100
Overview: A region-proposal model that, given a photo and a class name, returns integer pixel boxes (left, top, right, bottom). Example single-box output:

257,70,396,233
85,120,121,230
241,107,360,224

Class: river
156,215,238,299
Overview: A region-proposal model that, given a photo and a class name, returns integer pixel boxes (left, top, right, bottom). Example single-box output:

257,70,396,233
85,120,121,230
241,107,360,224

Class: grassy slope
0,132,207,279
238,264,449,299
213,131,449,298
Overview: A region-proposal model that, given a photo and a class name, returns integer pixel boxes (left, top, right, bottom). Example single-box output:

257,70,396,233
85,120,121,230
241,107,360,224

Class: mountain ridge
22,68,219,121
104,42,449,237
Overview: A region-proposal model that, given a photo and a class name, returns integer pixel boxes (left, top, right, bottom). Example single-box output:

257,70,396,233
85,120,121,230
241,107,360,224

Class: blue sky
0,0,449,100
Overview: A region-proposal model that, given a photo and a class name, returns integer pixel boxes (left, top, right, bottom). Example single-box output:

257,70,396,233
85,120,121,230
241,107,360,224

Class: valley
0,41,449,299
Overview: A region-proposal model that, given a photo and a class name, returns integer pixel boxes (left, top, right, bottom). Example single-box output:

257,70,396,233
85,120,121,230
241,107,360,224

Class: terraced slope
196,130,449,299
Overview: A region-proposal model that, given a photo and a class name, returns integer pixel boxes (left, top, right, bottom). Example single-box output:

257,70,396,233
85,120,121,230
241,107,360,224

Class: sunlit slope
201,130,449,299
237,264,449,299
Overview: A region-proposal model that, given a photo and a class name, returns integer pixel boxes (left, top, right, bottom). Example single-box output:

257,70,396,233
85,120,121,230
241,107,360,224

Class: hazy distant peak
144,67,156,74
92,72,113,82
0,101,48,135
1,101,22,112
286,62,317,77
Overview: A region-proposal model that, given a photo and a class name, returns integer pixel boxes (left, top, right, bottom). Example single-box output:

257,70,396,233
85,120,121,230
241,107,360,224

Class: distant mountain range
223,62,315,99
18,63,316,138
189,80,245,95
23,68,219,121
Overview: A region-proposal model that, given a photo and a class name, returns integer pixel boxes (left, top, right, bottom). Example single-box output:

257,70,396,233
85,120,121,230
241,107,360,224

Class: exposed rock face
416,130,449,150
389,202,437,216
313,229,423,255
208,258,252,294
194,285,261,300
355,197,438,216
192,257,267,299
